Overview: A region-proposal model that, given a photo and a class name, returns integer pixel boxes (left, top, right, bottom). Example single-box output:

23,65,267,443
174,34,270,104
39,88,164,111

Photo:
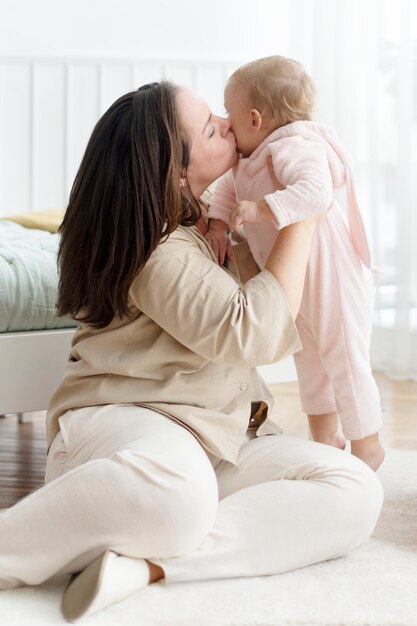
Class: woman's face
176,86,238,197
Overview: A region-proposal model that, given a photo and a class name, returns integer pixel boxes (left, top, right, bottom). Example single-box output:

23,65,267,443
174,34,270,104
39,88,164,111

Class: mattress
0,220,77,332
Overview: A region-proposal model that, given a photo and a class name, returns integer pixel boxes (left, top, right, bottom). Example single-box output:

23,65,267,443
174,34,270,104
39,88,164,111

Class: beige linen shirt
46,225,301,464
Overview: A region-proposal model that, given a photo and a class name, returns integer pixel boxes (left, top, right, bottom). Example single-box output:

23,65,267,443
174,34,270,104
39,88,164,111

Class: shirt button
240,383,248,391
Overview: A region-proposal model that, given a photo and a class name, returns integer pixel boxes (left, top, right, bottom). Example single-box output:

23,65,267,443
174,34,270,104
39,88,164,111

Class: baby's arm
264,135,333,228
230,137,333,231
206,170,236,264
229,199,274,231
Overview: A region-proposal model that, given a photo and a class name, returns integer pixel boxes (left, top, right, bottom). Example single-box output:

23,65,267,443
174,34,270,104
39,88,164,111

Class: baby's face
224,80,261,157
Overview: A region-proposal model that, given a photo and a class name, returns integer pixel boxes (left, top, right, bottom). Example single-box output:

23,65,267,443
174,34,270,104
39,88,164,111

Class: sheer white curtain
285,0,417,380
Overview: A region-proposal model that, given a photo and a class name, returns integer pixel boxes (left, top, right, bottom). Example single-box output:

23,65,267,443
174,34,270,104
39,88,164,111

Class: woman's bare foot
351,434,385,471
308,412,346,450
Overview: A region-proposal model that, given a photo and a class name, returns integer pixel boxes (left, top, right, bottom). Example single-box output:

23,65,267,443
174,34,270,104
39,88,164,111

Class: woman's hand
205,219,234,265
196,216,208,236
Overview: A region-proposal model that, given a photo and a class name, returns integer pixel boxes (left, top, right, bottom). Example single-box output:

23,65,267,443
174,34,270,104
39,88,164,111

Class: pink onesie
208,121,382,440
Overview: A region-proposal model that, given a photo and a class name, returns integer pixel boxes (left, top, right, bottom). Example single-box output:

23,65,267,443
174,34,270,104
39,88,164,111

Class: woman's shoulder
153,224,215,260
162,225,198,246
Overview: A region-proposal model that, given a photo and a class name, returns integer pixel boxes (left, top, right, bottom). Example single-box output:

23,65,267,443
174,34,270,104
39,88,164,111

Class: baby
206,55,385,471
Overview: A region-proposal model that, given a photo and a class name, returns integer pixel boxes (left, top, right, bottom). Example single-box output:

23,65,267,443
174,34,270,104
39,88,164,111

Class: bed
0,216,77,417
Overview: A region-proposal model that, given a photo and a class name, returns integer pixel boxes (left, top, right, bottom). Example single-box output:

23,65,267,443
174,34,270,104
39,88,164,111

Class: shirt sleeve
207,169,237,224
264,135,333,228
129,231,301,367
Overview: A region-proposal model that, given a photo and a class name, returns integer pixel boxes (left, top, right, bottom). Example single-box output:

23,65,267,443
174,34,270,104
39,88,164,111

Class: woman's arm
129,229,302,368
207,169,237,222
205,170,237,265
265,219,316,319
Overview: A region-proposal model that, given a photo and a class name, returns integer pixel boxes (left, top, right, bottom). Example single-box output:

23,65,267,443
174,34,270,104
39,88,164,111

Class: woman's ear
179,174,187,188
250,108,263,132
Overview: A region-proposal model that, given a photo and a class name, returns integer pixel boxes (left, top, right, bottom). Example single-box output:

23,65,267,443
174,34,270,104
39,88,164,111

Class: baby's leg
308,412,346,449
318,318,384,470
300,213,384,470
294,316,346,449
351,434,385,471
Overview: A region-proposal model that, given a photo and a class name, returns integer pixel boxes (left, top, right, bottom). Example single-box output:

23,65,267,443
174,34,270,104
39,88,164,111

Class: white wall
1,0,315,218
0,0,294,60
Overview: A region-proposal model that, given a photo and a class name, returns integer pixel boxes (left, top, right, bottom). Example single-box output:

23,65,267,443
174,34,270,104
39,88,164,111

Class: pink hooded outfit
208,121,382,440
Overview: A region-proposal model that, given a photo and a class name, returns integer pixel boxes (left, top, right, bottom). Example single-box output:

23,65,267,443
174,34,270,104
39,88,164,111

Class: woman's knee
110,445,219,557
158,470,219,556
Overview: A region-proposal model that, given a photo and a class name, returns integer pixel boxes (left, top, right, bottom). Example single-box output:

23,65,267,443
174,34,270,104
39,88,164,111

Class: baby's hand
229,200,273,232
205,227,233,265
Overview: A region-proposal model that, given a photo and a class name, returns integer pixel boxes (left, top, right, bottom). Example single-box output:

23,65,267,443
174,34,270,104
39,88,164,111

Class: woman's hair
57,81,200,328
230,55,316,128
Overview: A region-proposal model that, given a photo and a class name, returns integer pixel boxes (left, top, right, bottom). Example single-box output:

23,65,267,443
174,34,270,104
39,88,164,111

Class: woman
0,82,383,622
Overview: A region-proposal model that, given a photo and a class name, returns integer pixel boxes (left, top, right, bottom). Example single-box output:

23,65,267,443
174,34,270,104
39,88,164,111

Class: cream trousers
0,404,383,588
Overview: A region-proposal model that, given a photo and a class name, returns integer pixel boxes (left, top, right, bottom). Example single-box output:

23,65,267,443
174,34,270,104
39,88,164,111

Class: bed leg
17,412,32,424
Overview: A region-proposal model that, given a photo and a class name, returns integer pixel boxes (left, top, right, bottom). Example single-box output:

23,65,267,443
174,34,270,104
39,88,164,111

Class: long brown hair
57,81,200,328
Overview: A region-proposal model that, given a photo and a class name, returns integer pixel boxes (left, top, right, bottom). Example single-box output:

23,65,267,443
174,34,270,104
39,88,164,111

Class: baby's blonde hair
229,55,316,128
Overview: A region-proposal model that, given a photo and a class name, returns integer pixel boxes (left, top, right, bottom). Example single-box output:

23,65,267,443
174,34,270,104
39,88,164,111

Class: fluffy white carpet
1,448,417,626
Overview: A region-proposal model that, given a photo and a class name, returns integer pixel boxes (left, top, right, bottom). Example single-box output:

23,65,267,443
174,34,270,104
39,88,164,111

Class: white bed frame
0,329,75,416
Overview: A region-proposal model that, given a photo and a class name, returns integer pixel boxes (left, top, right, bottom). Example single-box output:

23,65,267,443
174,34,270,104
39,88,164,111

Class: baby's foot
351,436,385,471
313,431,347,450
308,412,346,450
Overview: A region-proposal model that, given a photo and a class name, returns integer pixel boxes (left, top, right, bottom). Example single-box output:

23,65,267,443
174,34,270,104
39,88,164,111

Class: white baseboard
257,357,297,384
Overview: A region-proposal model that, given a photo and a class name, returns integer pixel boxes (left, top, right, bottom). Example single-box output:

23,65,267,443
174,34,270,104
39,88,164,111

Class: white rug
1,448,417,626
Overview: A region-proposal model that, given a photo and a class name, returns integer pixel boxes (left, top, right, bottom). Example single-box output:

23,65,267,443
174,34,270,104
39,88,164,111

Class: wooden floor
268,372,417,450
1,372,416,510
